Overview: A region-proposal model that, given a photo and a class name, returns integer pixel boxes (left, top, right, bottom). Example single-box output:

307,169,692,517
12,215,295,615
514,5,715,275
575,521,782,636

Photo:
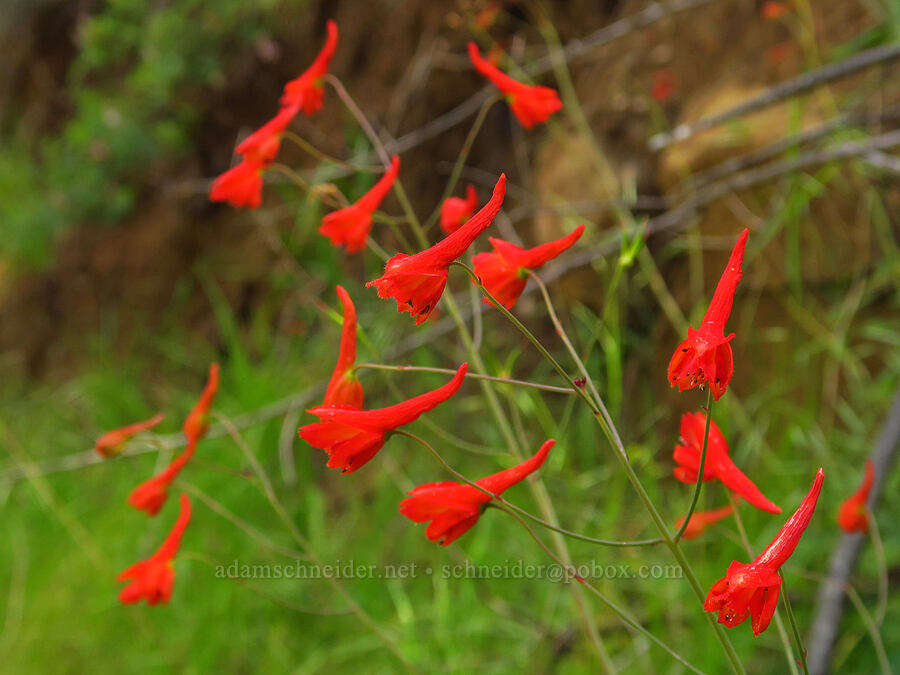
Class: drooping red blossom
209,160,265,209
837,460,874,533
183,363,220,444
323,285,364,409
367,174,506,325
705,468,824,635
668,228,748,400
440,184,479,235
673,411,780,514
319,156,400,253
118,493,192,605
235,103,300,164
280,19,339,115
651,68,677,102
677,505,734,540
400,439,554,545
468,43,562,129
472,224,585,309
762,1,790,19
95,413,165,458
299,364,468,473
127,442,195,517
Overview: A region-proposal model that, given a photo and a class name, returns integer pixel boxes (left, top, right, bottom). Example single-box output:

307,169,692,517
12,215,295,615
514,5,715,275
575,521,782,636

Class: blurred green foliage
0,0,299,267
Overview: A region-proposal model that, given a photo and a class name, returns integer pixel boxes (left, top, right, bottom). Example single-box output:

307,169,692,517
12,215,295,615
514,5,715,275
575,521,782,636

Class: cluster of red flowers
104,19,883,652
664,228,879,635
209,20,339,209
97,364,219,605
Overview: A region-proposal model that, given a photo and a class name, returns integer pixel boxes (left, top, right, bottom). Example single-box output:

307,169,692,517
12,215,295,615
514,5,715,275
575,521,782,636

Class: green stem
355,363,575,394
527,270,626,461
673,389,713,541
779,571,809,675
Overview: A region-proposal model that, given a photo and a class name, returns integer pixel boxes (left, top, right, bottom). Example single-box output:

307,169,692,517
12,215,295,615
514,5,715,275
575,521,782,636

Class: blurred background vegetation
0,0,898,672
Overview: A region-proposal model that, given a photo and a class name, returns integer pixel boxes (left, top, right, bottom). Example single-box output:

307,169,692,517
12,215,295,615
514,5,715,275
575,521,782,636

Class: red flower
472,225,585,309
127,443,194,517
299,364,468,473
677,505,734,540
761,1,790,19
367,174,506,325
668,228,748,400
95,413,165,458
674,411,780,514
651,68,677,102
837,460,873,533
440,184,479,235
235,103,300,164
319,156,400,253
118,493,192,605
209,160,265,209
400,439,554,545
183,363,220,445
705,468,824,635
281,19,339,115
323,286,364,409
468,43,562,129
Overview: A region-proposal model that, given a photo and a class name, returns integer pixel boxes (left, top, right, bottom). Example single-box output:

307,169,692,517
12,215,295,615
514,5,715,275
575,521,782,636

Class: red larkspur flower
668,228,748,400
235,103,300,164
367,174,506,325
400,439,554,545
118,493,192,605
762,1,790,19
299,364,468,473
440,184,479,235
319,156,400,253
472,224,585,309
183,363,220,444
468,42,562,129
281,20,339,115
705,468,823,635
651,68,676,102
127,442,195,517
837,459,873,533
323,285,364,409
209,160,265,209
95,413,165,458
677,505,734,540
674,411,780,514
